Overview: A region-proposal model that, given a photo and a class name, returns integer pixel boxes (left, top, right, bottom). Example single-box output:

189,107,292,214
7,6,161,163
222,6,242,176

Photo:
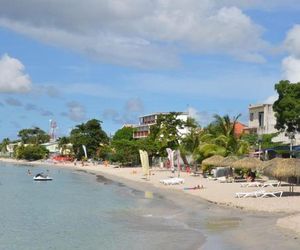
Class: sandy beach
1,157,300,235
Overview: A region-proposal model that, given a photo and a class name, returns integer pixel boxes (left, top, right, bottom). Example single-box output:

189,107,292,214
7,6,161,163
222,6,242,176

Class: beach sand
1,157,300,235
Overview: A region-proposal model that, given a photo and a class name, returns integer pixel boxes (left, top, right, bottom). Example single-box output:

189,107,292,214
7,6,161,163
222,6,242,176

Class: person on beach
245,170,256,182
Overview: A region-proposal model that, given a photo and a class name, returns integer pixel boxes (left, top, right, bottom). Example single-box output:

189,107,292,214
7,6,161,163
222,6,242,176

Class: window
258,112,264,127
250,113,254,121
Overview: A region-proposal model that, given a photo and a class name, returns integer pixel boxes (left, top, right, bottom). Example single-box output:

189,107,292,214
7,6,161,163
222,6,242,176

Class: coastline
1,157,300,235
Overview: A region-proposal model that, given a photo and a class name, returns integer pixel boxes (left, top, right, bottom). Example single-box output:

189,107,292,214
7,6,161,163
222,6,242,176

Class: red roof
234,122,248,137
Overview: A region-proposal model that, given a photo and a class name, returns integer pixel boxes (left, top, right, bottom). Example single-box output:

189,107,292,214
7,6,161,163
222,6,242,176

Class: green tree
111,126,146,165
0,138,10,152
18,127,50,144
70,119,109,159
193,114,249,162
273,80,300,133
112,126,134,141
241,133,283,149
15,144,49,160
148,112,185,155
111,139,139,165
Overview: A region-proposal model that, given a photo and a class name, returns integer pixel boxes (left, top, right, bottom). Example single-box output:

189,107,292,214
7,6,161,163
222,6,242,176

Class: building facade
133,112,189,139
248,103,300,144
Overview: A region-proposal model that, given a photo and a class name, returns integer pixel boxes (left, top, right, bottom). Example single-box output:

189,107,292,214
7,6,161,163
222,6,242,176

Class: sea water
0,163,300,250
0,163,203,250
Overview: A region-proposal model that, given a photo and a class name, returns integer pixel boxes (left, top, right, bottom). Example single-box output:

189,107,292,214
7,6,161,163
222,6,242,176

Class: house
234,122,248,137
248,103,300,144
133,112,189,139
41,141,60,154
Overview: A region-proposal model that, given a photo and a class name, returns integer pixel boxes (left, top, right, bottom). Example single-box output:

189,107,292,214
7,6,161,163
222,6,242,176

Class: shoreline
1,157,300,235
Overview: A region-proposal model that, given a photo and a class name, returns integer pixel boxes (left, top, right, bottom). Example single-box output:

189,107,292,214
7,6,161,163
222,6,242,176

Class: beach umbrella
263,158,300,178
202,155,225,166
263,158,300,192
261,157,283,170
217,155,239,167
231,157,263,170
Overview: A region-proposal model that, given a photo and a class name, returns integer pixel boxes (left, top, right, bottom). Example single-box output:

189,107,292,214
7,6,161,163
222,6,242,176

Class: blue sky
0,0,300,140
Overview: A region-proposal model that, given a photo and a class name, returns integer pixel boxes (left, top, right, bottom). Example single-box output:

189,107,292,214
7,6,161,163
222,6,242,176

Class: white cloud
282,56,300,82
0,1,268,68
218,0,300,10
187,107,213,126
284,25,300,58
0,54,31,93
263,95,278,104
282,25,300,82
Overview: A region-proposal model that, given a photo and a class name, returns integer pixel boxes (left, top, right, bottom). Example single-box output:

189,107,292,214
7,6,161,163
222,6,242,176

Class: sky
0,0,300,140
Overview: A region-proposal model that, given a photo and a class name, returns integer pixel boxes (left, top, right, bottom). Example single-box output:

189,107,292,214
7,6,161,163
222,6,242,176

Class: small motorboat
33,173,53,181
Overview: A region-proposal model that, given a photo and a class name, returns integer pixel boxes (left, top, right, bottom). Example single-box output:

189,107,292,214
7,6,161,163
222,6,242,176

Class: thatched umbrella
231,157,263,170
261,158,283,170
263,158,300,192
202,155,225,166
217,155,239,167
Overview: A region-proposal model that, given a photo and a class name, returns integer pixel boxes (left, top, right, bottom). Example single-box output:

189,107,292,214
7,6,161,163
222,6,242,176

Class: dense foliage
15,144,49,160
193,114,249,162
148,112,186,155
0,138,10,152
241,133,283,150
18,127,50,144
273,80,300,134
69,119,109,159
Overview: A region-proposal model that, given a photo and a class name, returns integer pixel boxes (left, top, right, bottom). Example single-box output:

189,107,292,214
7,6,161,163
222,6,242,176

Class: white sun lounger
261,191,283,198
235,189,265,198
236,189,283,198
240,182,261,188
261,181,281,188
160,177,185,185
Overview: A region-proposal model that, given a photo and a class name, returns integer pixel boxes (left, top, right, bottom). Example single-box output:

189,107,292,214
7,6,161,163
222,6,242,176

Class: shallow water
0,163,299,250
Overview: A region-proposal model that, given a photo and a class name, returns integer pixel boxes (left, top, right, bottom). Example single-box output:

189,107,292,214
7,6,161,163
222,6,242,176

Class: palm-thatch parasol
261,157,283,171
263,158,300,192
217,155,239,167
231,157,263,170
202,155,225,166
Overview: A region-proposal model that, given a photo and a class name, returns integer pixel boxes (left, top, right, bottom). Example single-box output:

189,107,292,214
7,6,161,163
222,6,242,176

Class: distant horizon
1,1,300,140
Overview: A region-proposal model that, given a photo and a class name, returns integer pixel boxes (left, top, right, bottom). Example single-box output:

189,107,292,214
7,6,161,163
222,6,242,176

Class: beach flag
166,148,175,171
82,145,87,158
139,150,150,178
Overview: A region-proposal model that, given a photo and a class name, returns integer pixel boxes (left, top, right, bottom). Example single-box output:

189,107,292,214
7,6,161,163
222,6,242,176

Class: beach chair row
235,189,283,198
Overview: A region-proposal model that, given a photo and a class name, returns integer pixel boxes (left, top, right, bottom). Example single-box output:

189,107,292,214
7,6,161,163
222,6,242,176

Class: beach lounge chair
240,182,261,188
160,177,184,185
261,191,283,198
261,181,281,188
235,189,265,198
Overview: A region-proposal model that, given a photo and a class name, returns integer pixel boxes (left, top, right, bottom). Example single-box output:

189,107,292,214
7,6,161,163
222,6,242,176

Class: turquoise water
0,163,203,250
1,163,300,250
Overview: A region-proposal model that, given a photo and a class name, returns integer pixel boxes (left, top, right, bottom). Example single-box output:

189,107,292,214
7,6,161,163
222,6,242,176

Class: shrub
15,144,49,160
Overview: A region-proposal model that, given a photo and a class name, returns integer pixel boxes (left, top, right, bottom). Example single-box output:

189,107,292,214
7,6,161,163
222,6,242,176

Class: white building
248,104,300,144
133,112,189,139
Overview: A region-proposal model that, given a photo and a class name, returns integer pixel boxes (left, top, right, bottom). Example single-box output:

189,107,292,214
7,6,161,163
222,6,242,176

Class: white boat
33,174,53,181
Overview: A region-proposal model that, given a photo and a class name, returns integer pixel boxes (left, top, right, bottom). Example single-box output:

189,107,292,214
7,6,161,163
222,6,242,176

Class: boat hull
33,177,53,181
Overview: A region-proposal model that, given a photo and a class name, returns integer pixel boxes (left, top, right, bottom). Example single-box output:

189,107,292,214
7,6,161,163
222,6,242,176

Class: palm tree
1,138,10,152
193,114,249,163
